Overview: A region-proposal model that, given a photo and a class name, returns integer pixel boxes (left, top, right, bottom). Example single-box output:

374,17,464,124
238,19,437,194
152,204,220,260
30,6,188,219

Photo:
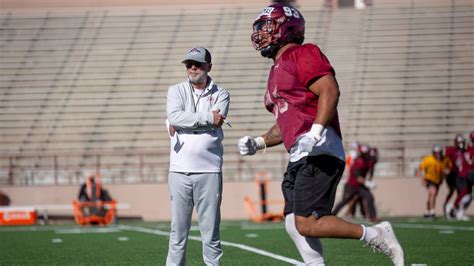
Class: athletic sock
359,224,366,241
360,224,378,242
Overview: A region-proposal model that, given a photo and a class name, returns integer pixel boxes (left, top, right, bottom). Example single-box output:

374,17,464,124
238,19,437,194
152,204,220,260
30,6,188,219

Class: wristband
310,124,324,140
254,136,266,152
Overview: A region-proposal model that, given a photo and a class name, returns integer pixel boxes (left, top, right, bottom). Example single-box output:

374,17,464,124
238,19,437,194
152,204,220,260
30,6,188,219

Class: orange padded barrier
0,207,37,226
73,200,116,226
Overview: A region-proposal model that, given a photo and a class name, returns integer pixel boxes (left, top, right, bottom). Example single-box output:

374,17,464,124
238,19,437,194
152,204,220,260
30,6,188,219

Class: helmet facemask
432,145,442,160
251,19,281,58
455,134,466,150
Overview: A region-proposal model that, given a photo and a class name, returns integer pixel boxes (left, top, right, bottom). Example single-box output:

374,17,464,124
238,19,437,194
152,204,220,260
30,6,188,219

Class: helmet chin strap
260,44,280,58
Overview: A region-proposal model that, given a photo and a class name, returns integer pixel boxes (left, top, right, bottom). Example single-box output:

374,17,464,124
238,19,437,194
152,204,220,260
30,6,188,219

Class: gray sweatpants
166,172,223,266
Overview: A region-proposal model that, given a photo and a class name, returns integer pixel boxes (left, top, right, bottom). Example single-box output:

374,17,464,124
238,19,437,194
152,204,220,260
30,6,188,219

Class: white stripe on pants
166,172,223,266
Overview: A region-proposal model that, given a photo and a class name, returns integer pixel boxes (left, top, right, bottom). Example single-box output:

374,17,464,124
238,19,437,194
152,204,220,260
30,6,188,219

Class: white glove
308,124,324,141
298,124,325,152
365,180,377,189
238,136,266,156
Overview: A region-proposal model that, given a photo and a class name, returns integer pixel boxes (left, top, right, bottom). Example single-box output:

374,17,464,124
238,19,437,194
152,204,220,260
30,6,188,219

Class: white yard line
219,239,303,265
0,226,52,232
55,227,122,234
0,226,122,234
394,223,474,232
118,224,303,265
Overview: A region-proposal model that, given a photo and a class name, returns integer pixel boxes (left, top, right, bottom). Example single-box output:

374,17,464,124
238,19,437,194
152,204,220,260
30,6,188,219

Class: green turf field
1,217,473,265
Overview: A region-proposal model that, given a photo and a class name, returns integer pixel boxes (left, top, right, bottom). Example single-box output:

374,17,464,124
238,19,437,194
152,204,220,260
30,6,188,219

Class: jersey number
266,86,288,119
283,6,300,18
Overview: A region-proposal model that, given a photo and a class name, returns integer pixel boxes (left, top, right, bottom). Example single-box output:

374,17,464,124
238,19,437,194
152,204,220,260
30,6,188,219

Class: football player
468,131,474,193
444,137,459,218
418,145,451,218
447,134,472,220
238,4,403,265
333,144,379,223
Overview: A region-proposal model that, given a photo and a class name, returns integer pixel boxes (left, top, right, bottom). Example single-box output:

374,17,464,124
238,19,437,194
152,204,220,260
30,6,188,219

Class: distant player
238,4,403,265
468,132,474,198
417,145,451,218
444,138,458,217
447,134,472,220
350,145,379,219
333,144,379,223
366,146,379,186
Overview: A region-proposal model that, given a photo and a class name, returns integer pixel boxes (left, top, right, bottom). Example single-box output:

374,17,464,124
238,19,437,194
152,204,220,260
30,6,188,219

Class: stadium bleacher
1,1,473,184
337,4,474,175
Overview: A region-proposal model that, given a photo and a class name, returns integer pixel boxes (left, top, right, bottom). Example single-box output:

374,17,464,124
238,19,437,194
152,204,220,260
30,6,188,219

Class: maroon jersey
447,148,470,178
348,157,369,188
445,146,456,172
264,44,342,151
446,146,456,162
469,146,474,171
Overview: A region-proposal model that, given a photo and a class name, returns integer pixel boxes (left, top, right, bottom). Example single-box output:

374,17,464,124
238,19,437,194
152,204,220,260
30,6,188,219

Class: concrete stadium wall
2,177,472,221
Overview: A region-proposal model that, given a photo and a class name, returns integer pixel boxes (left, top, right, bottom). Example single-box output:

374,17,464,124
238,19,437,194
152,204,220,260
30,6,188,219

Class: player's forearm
314,86,339,126
262,123,283,148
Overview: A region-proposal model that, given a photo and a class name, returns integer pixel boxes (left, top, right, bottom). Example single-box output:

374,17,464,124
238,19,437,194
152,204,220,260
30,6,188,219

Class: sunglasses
184,61,204,69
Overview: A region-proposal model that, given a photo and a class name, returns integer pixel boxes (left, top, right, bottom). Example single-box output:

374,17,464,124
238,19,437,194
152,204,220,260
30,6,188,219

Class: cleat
365,221,404,266
456,210,470,221
457,215,470,221
445,203,455,220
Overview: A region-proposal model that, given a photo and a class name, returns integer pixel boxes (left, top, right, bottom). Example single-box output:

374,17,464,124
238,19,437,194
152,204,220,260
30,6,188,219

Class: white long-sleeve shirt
166,77,230,173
